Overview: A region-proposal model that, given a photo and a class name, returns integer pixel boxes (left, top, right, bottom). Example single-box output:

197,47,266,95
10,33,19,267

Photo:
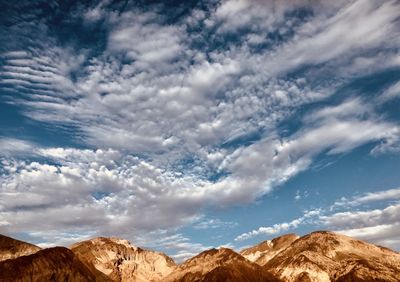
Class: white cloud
0,138,34,155
379,81,400,102
322,202,400,250
1,0,400,255
333,187,400,208
235,186,400,249
235,209,320,241
142,232,212,263
192,218,238,230
261,0,400,75
337,224,400,250
1,95,398,246
108,11,185,66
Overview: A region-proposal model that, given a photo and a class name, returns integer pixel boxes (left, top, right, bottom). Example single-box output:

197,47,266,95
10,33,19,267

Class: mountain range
0,231,399,281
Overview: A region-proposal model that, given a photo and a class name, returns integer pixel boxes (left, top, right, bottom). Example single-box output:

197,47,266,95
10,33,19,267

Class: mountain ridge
0,231,399,281
0,234,41,262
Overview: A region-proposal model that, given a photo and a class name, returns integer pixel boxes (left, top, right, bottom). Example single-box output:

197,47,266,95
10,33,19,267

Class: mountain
240,233,299,265
0,246,109,282
70,237,176,282
0,234,41,262
0,231,399,281
263,231,400,282
163,247,281,282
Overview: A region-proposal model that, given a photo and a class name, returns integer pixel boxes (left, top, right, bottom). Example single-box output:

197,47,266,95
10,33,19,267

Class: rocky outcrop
70,237,176,282
240,233,299,265
0,234,41,262
164,247,281,282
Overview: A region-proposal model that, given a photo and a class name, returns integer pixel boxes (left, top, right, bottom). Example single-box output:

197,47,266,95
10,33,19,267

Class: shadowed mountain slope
0,246,110,282
164,247,281,282
0,234,41,262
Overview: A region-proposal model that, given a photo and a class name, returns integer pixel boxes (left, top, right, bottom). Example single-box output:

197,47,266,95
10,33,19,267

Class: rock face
70,237,176,282
0,246,108,282
263,231,400,282
163,247,281,282
240,233,299,265
0,234,41,262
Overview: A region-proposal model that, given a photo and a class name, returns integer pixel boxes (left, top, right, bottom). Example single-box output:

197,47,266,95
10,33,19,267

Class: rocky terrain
0,246,108,282
0,231,399,281
163,247,280,282
70,237,176,282
262,231,400,282
240,233,299,266
0,234,41,262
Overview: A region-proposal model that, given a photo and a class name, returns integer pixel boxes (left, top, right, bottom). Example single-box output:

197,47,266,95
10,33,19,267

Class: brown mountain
70,237,176,282
0,246,109,282
1,231,400,282
240,233,299,266
263,231,400,282
163,247,281,282
0,234,41,262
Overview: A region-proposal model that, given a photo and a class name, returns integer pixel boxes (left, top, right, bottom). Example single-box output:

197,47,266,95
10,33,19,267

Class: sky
0,0,400,262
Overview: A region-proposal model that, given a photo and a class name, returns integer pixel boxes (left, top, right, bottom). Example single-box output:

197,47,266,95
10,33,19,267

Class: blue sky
1,0,400,261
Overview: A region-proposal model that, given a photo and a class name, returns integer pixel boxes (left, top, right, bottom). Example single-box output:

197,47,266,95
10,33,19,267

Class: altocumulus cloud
1,0,400,256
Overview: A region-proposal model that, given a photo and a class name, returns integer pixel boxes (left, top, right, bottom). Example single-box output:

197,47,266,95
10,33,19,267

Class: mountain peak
73,237,138,251
240,232,299,265
70,236,176,282
0,234,41,262
1,232,399,281
164,247,280,282
0,246,106,281
264,231,400,282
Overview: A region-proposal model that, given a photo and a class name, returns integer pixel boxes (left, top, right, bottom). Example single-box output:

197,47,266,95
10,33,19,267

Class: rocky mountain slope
70,237,176,282
263,231,400,282
240,233,299,266
0,246,109,282
163,247,280,282
0,231,399,281
0,234,41,262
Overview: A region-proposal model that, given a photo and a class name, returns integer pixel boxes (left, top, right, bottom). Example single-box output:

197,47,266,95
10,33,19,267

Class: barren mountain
163,247,281,282
1,232,399,282
70,237,176,282
263,231,400,282
0,234,41,262
0,246,108,282
241,233,299,265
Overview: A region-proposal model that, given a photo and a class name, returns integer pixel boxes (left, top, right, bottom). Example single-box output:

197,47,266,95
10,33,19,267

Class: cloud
192,218,238,230
379,81,400,102
1,0,400,256
337,224,400,250
321,204,400,230
1,95,398,245
0,138,34,156
235,209,320,241
262,0,400,75
236,186,400,248
140,232,212,263
333,187,400,208
322,202,400,250
107,11,185,66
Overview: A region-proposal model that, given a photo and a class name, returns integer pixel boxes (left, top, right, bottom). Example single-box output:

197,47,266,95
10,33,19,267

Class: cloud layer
1,0,400,255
